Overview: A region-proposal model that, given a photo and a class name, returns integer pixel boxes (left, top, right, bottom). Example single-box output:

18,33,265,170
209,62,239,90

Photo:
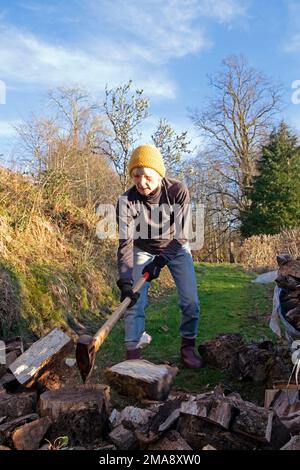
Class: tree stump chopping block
39,384,110,446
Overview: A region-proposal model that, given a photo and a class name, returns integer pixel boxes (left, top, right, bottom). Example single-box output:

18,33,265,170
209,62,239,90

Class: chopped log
5,351,17,368
117,406,155,430
207,400,234,429
0,391,37,419
280,411,300,435
231,400,274,443
281,435,300,450
180,395,234,430
148,430,192,451
12,417,51,450
267,414,291,449
9,328,73,386
275,275,300,289
177,414,256,450
269,390,299,416
235,341,289,384
148,400,181,435
199,335,289,384
0,373,20,392
135,400,181,446
0,365,6,380
109,409,121,428
5,337,23,356
278,259,300,279
0,414,39,445
109,424,138,450
39,384,110,445
277,253,291,266
104,360,178,401
286,307,300,329
264,389,281,409
180,398,212,420
158,408,180,433
198,333,245,371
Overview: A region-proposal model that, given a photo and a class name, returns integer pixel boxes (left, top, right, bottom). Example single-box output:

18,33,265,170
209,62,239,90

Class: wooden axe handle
93,272,149,352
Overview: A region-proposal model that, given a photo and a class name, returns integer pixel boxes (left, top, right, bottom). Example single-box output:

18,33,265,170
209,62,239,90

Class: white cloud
0,120,18,137
284,33,300,53
283,1,300,53
198,0,249,23
0,0,249,104
0,25,176,99
90,0,248,64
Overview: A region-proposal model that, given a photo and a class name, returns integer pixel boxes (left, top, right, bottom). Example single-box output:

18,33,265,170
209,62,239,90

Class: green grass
92,263,277,404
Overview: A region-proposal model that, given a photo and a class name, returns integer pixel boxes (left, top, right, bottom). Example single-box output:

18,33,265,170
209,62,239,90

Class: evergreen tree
241,122,300,236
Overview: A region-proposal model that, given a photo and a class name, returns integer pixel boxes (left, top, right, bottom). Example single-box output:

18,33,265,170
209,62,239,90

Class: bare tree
151,118,192,177
15,87,120,207
190,55,282,215
100,80,150,190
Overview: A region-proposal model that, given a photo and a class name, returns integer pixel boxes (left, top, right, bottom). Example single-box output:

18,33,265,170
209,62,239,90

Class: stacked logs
276,254,300,332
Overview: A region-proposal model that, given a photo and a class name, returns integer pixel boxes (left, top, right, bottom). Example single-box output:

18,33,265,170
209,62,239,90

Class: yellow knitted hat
128,144,166,178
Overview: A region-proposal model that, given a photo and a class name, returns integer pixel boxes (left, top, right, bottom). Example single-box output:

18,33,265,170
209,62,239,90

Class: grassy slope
94,263,276,404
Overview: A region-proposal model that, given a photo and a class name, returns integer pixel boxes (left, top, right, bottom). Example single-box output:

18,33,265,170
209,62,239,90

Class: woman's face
132,167,162,196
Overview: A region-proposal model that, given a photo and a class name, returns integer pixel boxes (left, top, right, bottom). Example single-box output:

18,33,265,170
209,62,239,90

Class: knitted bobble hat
128,144,166,178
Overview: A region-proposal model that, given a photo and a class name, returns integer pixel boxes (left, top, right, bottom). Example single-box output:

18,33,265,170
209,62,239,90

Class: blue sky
0,0,300,164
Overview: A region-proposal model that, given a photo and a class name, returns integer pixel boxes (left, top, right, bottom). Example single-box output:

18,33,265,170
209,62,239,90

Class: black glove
142,255,167,282
116,279,140,308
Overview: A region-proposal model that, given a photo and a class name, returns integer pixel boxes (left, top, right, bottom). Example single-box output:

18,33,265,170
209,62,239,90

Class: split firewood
198,333,245,372
109,406,155,430
0,373,20,392
278,259,300,279
277,253,291,266
147,430,192,451
286,307,300,330
12,417,51,450
281,435,300,450
198,334,289,384
135,399,181,446
0,414,39,446
0,390,37,419
104,360,178,401
108,424,138,450
177,414,256,450
264,389,281,409
9,328,73,389
279,411,300,435
275,275,300,289
5,337,24,356
181,397,234,430
231,401,274,443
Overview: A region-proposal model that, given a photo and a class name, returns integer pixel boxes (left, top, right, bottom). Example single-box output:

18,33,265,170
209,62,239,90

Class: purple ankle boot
180,337,203,369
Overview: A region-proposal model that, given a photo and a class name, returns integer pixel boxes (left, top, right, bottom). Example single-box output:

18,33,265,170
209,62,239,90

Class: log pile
1,328,300,451
106,385,298,451
198,333,291,385
276,255,300,332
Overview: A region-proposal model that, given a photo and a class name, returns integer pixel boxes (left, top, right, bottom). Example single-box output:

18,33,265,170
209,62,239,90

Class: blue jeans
124,244,200,350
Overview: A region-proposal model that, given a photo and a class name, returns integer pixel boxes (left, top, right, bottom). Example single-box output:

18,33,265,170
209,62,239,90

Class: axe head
76,334,97,383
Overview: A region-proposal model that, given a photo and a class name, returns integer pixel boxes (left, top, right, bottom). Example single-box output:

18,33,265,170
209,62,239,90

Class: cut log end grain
104,360,178,401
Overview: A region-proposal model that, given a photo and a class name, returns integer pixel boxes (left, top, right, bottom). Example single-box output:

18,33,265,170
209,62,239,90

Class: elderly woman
116,144,203,368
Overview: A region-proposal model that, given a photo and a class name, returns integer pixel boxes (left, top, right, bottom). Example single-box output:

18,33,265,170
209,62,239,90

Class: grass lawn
92,263,278,405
